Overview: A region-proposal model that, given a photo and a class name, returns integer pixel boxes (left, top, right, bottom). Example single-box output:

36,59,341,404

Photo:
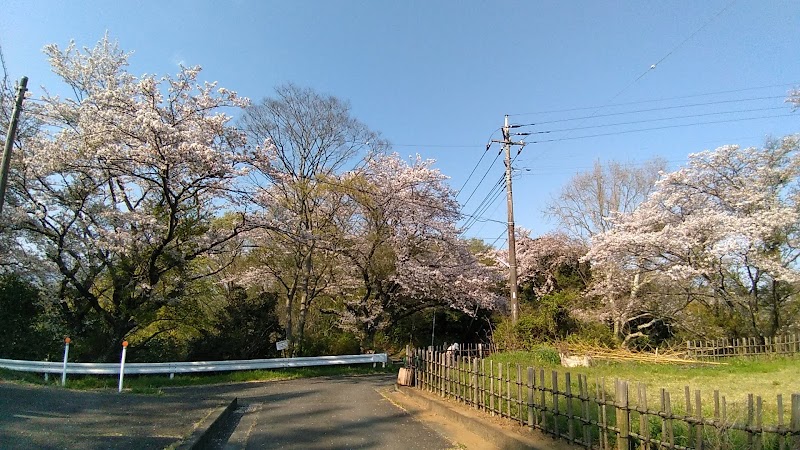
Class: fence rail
0,353,387,376
426,342,496,359
409,348,800,450
685,334,800,360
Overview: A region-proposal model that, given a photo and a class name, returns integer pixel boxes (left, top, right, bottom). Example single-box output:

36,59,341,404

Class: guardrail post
118,341,128,393
61,337,70,386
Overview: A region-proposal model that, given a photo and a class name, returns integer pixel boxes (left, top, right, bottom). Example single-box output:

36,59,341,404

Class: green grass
0,364,396,393
488,350,800,404
482,348,800,440
424,350,799,449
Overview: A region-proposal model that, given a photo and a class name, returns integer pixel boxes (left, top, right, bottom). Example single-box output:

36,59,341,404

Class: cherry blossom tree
328,153,503,348
500,229,588,298
5,36,253,359
588,136,800,341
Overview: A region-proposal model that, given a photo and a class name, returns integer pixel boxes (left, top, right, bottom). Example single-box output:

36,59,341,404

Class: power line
520,106,787,136
488,230,506,247
570,0,738,121
515,95,786,126
509,0,738,173
508,82,797,116
456,128,502,199
525,113,796,145
460,176,505,231
460,149,526,234
459,149,502,207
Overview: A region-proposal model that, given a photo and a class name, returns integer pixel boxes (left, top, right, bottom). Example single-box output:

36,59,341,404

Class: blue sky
2,1,799,247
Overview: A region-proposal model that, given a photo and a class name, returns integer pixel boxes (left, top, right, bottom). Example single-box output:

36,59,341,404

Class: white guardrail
0,353,388,391
0,353,388,375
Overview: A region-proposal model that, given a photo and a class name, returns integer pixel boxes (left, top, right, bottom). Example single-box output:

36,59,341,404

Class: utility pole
493,115,525,324
0,76,28,215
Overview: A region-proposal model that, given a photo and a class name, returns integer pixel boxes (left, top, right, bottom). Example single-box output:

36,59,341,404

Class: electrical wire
462,176,507,230
455,128,502,199
525,113,795,145
459,149,502,207
519,105,787,136
508,0,739,175
460,150,526,235
515,96,786,126
564,0,739,124
508,82,797,117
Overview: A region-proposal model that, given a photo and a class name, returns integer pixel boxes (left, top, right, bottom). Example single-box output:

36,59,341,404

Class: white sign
276,340,289,351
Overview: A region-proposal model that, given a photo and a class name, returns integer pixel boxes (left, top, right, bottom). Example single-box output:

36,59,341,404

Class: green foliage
565,320,618,348
297,329,362,356
387,307,493,350
187,287,282,361
493,291,580,351
0,275,62,360
328,333,362,355
130,334,190,363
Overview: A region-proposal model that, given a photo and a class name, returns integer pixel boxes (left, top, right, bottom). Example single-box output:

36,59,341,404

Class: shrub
492,290,579,351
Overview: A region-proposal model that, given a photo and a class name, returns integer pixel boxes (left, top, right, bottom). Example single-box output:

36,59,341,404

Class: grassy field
487,349,800,403
485,347,800,427
0,364,395,394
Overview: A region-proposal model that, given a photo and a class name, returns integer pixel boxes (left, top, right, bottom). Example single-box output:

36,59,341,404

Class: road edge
394,384,574,450
175,397,238,450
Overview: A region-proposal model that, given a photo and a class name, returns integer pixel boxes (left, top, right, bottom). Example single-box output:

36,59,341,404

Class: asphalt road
209,375,455,449
0,375,457,449
0,381,222,449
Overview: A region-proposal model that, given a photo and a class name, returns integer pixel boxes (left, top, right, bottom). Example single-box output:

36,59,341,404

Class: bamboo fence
408,347,800,450
427,342,496,358
686,334,800,360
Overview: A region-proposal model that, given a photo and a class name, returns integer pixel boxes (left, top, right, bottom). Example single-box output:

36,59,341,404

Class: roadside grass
0,364,396,393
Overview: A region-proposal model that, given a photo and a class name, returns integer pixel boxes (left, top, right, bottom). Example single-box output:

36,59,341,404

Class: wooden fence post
517,364,523,425
540,369,547,433
527,367,534,428
472,358,478,408
660,389,674,447
598,378,607,449
441,352,446,397
755,396,763,450
580,375,591,448
498,363,503,417
747,394,754,449
776,394,784,450
552,371,560,438
426,349,431,392
480,358,486,411
695,390,704,450
791,394,800,450
638,383,649,450
616,380,630,450
685,386,693,448
566,372,575,444
490,360,495,416
506,363,512,420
